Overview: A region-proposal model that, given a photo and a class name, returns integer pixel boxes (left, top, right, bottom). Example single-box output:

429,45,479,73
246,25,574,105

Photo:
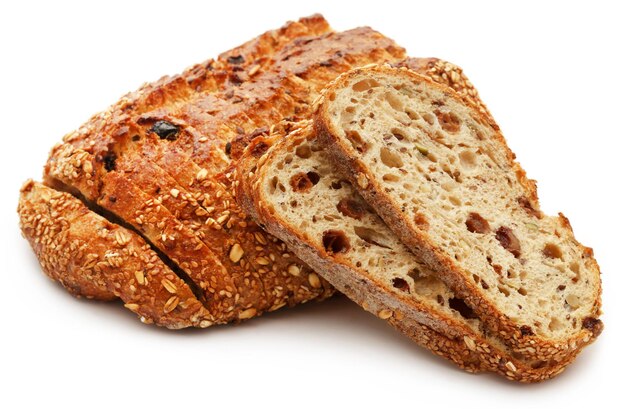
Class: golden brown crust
21,16,406,326
234,121,577,382
314,64,603,362
18,181,214,329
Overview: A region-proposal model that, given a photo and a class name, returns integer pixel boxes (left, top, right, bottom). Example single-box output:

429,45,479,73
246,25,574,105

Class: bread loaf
19,15,409,327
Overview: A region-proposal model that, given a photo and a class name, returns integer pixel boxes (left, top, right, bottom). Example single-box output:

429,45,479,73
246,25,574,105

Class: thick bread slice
315,65,603,361
235,121,577,382
18,181,214,329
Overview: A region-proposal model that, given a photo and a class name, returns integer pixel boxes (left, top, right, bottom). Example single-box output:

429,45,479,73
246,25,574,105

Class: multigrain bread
19,15,408,327
19,181,214,329
235,120,580,381
314,65,603,361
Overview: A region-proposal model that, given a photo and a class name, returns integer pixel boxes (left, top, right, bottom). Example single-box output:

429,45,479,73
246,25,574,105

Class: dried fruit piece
496,226,521,258
466,212,490,234
150,121,179,141
337,198,366,220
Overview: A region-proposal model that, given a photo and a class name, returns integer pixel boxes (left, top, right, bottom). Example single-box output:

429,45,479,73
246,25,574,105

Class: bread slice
315,65,603,361
18,181,215,329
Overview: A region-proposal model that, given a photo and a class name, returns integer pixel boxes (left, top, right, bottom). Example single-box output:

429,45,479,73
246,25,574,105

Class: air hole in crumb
345,130,369,153
330,180,344,189
384,92,403,111
543,243,563,259
380,147,404,168
352,78,381,92
390,127,409,141
497,286,511,297
441,181,455,192
459,150,477,169
289,172,320,192
353,226,391,249
434,110,461,133
569,262,580,283
436,294,444,306
448,298,478,319
295,145,312,159
518,288,528,296
290,200,298,207
407,268,421,282
565,294,581,309
345,106,356,114
392,277,410,293
405,110,419,120
328,92,336,101
383,173,400,182
549,317,564,331
414,213,429,230
472,274,480,284
322,230,350,254
421,112,435,125
449,195,461,206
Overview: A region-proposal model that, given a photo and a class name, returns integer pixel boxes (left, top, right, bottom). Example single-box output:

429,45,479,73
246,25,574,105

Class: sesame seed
196,168,209,181
463,336,476,351
238,308,257,319
163,296,179,313
135,271,145,285
288,264,300,276
256,256,270,265
161,278,178,294
505,361,517,372
229,243,244,263
307,273,321,288
254,232,267,245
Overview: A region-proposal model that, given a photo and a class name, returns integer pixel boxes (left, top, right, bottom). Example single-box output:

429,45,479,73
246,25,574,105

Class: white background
1,1,624,408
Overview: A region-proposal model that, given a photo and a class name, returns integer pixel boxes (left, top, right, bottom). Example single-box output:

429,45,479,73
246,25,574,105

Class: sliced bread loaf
234,120,577,381
314,65,603,361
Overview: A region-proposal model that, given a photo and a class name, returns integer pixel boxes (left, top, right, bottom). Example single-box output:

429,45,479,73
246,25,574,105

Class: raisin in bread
314,65,603,361
235,120,583,381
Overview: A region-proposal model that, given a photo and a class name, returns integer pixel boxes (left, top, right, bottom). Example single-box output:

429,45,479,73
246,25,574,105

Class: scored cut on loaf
314,65,603,361
19,15,412,327
236,118,581,382
18,181,214,328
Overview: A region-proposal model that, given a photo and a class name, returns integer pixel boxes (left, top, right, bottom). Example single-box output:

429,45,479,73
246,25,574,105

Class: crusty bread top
18,181,214,329
28,16,405,324
315,65,603,361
